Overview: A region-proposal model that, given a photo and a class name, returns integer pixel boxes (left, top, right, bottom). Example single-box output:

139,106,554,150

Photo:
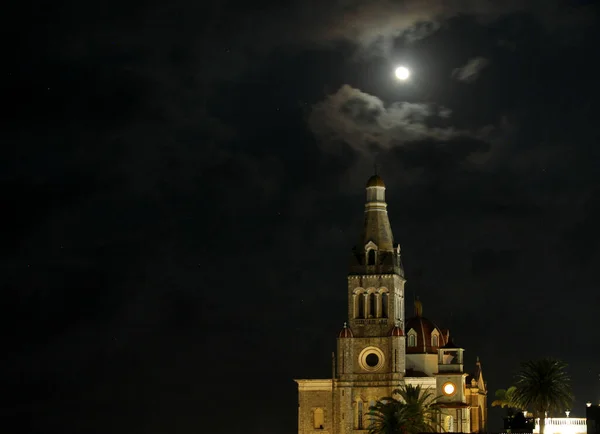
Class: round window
365,353,379,367
358,346,385,371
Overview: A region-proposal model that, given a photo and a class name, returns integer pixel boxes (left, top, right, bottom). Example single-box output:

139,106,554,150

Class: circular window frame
442,381,457,396
358,346,385,372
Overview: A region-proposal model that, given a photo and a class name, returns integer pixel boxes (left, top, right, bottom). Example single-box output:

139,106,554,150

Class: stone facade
296,380,333,434
295,175,487,434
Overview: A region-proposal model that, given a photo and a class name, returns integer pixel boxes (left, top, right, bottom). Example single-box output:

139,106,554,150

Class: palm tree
394,384,443,434
368,398,406,434
368,384,442,434
492,386,522,416
511,358,573,434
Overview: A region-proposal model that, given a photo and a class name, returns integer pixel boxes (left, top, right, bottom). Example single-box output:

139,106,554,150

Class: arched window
408,333,416,347
356,401,364,429
444,415,454,432
367,249,376,265
313,408,324,429
432,334,439,347
368,293,376,318
355,293,365,319
381,293,388,318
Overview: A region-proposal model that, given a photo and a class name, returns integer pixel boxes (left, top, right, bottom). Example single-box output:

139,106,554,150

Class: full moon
395,66,410,80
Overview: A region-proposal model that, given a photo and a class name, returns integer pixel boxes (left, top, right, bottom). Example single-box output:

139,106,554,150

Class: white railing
533,418,587,434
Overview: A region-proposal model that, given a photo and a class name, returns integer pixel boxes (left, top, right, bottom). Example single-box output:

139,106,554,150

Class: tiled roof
405,315,447,354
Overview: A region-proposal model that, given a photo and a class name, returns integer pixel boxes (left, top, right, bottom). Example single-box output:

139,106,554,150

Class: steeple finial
414,297,423,317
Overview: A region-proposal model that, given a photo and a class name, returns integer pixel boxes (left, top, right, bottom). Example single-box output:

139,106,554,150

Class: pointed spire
350,174,403,276
361,174,394,251
474,356,485,391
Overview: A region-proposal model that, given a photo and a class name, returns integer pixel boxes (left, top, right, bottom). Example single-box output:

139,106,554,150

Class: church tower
295,174,486,434
335,174,407,433
346,174,405,333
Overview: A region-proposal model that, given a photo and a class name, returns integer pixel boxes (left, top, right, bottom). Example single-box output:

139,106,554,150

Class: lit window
408,334,416,347
314,408,324,429
432,334,439,347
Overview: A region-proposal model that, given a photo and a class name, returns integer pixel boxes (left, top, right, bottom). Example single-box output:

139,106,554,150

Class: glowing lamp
442,382,456,396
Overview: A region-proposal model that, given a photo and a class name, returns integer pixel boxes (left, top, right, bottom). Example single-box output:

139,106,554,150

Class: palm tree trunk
539,411,545,434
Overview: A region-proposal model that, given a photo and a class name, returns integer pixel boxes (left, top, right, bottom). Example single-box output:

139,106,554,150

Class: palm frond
492,386,522,409
367,384,444,434
512,358,573,416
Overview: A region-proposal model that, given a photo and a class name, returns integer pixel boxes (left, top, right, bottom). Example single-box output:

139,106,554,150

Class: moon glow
395,66,410,80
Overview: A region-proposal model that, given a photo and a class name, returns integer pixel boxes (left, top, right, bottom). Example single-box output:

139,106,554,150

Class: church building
295,175,487,434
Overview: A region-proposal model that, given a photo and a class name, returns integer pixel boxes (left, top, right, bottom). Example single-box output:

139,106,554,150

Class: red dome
405,299,447,354
390,325,404,336
339,322,354,338
405,315,446,354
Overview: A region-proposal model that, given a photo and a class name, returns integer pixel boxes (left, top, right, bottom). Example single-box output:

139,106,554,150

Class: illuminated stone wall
296,380,333,434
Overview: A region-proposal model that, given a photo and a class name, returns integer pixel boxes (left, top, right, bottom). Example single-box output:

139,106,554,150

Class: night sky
4,0,600,433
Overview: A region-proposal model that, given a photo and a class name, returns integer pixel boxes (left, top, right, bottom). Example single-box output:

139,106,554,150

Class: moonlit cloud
452,57,490,83
308,85,468,154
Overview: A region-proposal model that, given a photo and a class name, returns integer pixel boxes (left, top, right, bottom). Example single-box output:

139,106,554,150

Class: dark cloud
308,85,469,153
306,84,513,183
240,0,595,56
452,56,490,82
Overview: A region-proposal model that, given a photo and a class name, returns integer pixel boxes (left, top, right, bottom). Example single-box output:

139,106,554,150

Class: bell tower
346,174,405,335
335,174,406,433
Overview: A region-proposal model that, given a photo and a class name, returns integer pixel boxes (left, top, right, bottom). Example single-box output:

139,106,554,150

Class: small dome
390,325,404,336
405,315,446,354
366,175,385,188
338,322,354,338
